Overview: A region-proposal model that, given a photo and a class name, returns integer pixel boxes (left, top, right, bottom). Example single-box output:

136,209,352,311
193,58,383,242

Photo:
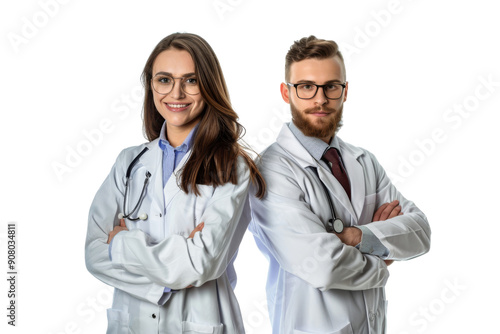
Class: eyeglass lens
296,84,343,99
152,75,200,95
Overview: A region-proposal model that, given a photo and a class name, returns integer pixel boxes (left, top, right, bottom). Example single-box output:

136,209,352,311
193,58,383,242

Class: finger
373,203,389,221
108,227,127,244
188,222,205,239
193,222,205,234
380,200,399,221
384,260,394,266
387,205,402,219
398,212,403,216
120,218,126,227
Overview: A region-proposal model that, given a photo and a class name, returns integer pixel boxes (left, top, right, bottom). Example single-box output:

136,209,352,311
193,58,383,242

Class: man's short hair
285,36,346,82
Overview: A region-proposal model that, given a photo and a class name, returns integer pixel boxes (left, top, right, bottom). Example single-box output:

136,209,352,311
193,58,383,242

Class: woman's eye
185,78,198,85
158,77,172,84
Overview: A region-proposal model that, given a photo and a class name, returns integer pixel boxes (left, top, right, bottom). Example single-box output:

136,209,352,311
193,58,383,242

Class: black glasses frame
287,82,346,100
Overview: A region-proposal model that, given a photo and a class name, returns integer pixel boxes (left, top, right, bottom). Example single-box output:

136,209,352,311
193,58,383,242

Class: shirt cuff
355,225,389,257
158,288,174,305
108,238,114,261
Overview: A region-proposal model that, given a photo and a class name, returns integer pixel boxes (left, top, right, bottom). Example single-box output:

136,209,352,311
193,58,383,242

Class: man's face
281,56,348,142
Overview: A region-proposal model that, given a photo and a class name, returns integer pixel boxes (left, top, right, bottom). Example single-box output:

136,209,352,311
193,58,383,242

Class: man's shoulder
337,137,375,160
257,141,290,165
256,138,312,175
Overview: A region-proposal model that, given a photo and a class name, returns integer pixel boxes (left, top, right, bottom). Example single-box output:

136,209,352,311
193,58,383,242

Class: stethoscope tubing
121,147,150,221
313,166,345,233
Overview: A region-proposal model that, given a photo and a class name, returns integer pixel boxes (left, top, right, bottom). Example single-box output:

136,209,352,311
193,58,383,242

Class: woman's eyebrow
154,71,196,77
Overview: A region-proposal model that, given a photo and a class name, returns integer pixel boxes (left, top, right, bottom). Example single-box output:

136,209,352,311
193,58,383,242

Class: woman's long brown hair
141,33,265,198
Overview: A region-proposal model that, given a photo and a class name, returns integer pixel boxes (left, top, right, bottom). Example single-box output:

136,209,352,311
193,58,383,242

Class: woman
85,32,265,334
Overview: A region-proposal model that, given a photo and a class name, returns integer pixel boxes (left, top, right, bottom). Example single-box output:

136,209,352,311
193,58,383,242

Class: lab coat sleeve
109,157,251,290
249,155,389,292
362,152,431,260
85,148,165,305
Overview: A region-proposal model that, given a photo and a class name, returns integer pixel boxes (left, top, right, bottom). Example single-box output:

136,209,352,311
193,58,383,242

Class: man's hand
107,218,128,244
336,201,403,265
336,227,362,247
372,200,402,222
373,201,402,266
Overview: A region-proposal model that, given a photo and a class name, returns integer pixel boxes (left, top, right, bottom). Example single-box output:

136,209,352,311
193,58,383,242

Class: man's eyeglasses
287,82,346,100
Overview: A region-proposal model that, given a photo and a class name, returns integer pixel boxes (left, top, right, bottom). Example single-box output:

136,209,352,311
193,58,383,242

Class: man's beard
291,103,343,139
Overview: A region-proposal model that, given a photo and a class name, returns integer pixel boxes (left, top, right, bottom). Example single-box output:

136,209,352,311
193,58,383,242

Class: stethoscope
117,147,151,221
314,167,346,234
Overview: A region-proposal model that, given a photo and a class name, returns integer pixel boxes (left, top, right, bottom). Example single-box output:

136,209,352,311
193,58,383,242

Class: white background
1,0,499,333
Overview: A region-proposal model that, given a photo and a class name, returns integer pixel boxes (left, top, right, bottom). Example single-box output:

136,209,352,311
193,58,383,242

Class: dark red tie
322,148,351,200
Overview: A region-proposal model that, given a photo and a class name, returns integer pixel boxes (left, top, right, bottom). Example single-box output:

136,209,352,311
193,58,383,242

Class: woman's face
151,48,205,137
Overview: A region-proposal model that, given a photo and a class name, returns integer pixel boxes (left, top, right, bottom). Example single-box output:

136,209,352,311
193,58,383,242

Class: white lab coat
85,139,251,333
249,124,431,334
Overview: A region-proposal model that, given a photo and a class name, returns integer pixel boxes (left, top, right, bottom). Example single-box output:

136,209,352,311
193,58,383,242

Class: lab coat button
369,312,376,321
152,313,157,319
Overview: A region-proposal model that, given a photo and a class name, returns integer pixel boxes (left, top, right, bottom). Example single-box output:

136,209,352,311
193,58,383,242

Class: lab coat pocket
293,322,353,334
182,321,224,334
106,308,129,334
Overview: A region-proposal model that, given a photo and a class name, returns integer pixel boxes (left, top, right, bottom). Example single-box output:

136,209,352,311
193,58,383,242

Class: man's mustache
304,106,337,114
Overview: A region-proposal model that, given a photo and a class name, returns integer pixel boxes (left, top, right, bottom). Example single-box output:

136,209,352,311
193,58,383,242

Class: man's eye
299,84,314,90
326,84,340,91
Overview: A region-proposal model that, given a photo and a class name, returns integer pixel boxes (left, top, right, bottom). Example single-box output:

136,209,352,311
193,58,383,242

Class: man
248,36,431,334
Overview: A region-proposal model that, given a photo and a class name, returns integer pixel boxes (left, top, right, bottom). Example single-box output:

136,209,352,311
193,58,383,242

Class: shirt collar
288,121,341,161
158,121,199,152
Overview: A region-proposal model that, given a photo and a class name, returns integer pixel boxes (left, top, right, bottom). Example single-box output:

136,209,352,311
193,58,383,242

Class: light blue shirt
288,122,388,257
158,122,198,188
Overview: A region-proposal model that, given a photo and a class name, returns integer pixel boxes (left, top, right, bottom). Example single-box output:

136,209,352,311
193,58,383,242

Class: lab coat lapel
317,165,357,221
276,124,315,168
338,138,366,220
141,140,164,211
163,149,192,207
276,124,357,221
140,141,192,211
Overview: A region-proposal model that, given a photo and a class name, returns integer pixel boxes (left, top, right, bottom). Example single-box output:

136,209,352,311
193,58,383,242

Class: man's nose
313,87,328,105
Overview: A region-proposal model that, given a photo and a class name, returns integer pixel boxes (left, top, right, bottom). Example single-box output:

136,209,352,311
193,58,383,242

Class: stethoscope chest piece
320,174,345,234
332,218,344,234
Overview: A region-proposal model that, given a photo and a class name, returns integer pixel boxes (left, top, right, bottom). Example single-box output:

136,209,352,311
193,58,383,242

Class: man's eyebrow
325,79,344,84
154,71,196,77
295,79,344,84
295,80,316,84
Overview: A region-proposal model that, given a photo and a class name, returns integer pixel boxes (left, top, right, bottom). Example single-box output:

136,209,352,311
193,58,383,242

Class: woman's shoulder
114,139,160,166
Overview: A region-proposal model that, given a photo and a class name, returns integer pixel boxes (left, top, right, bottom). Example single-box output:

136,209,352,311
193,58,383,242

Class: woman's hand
184,222,205,288
188,222,204,239
107,218,128,244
